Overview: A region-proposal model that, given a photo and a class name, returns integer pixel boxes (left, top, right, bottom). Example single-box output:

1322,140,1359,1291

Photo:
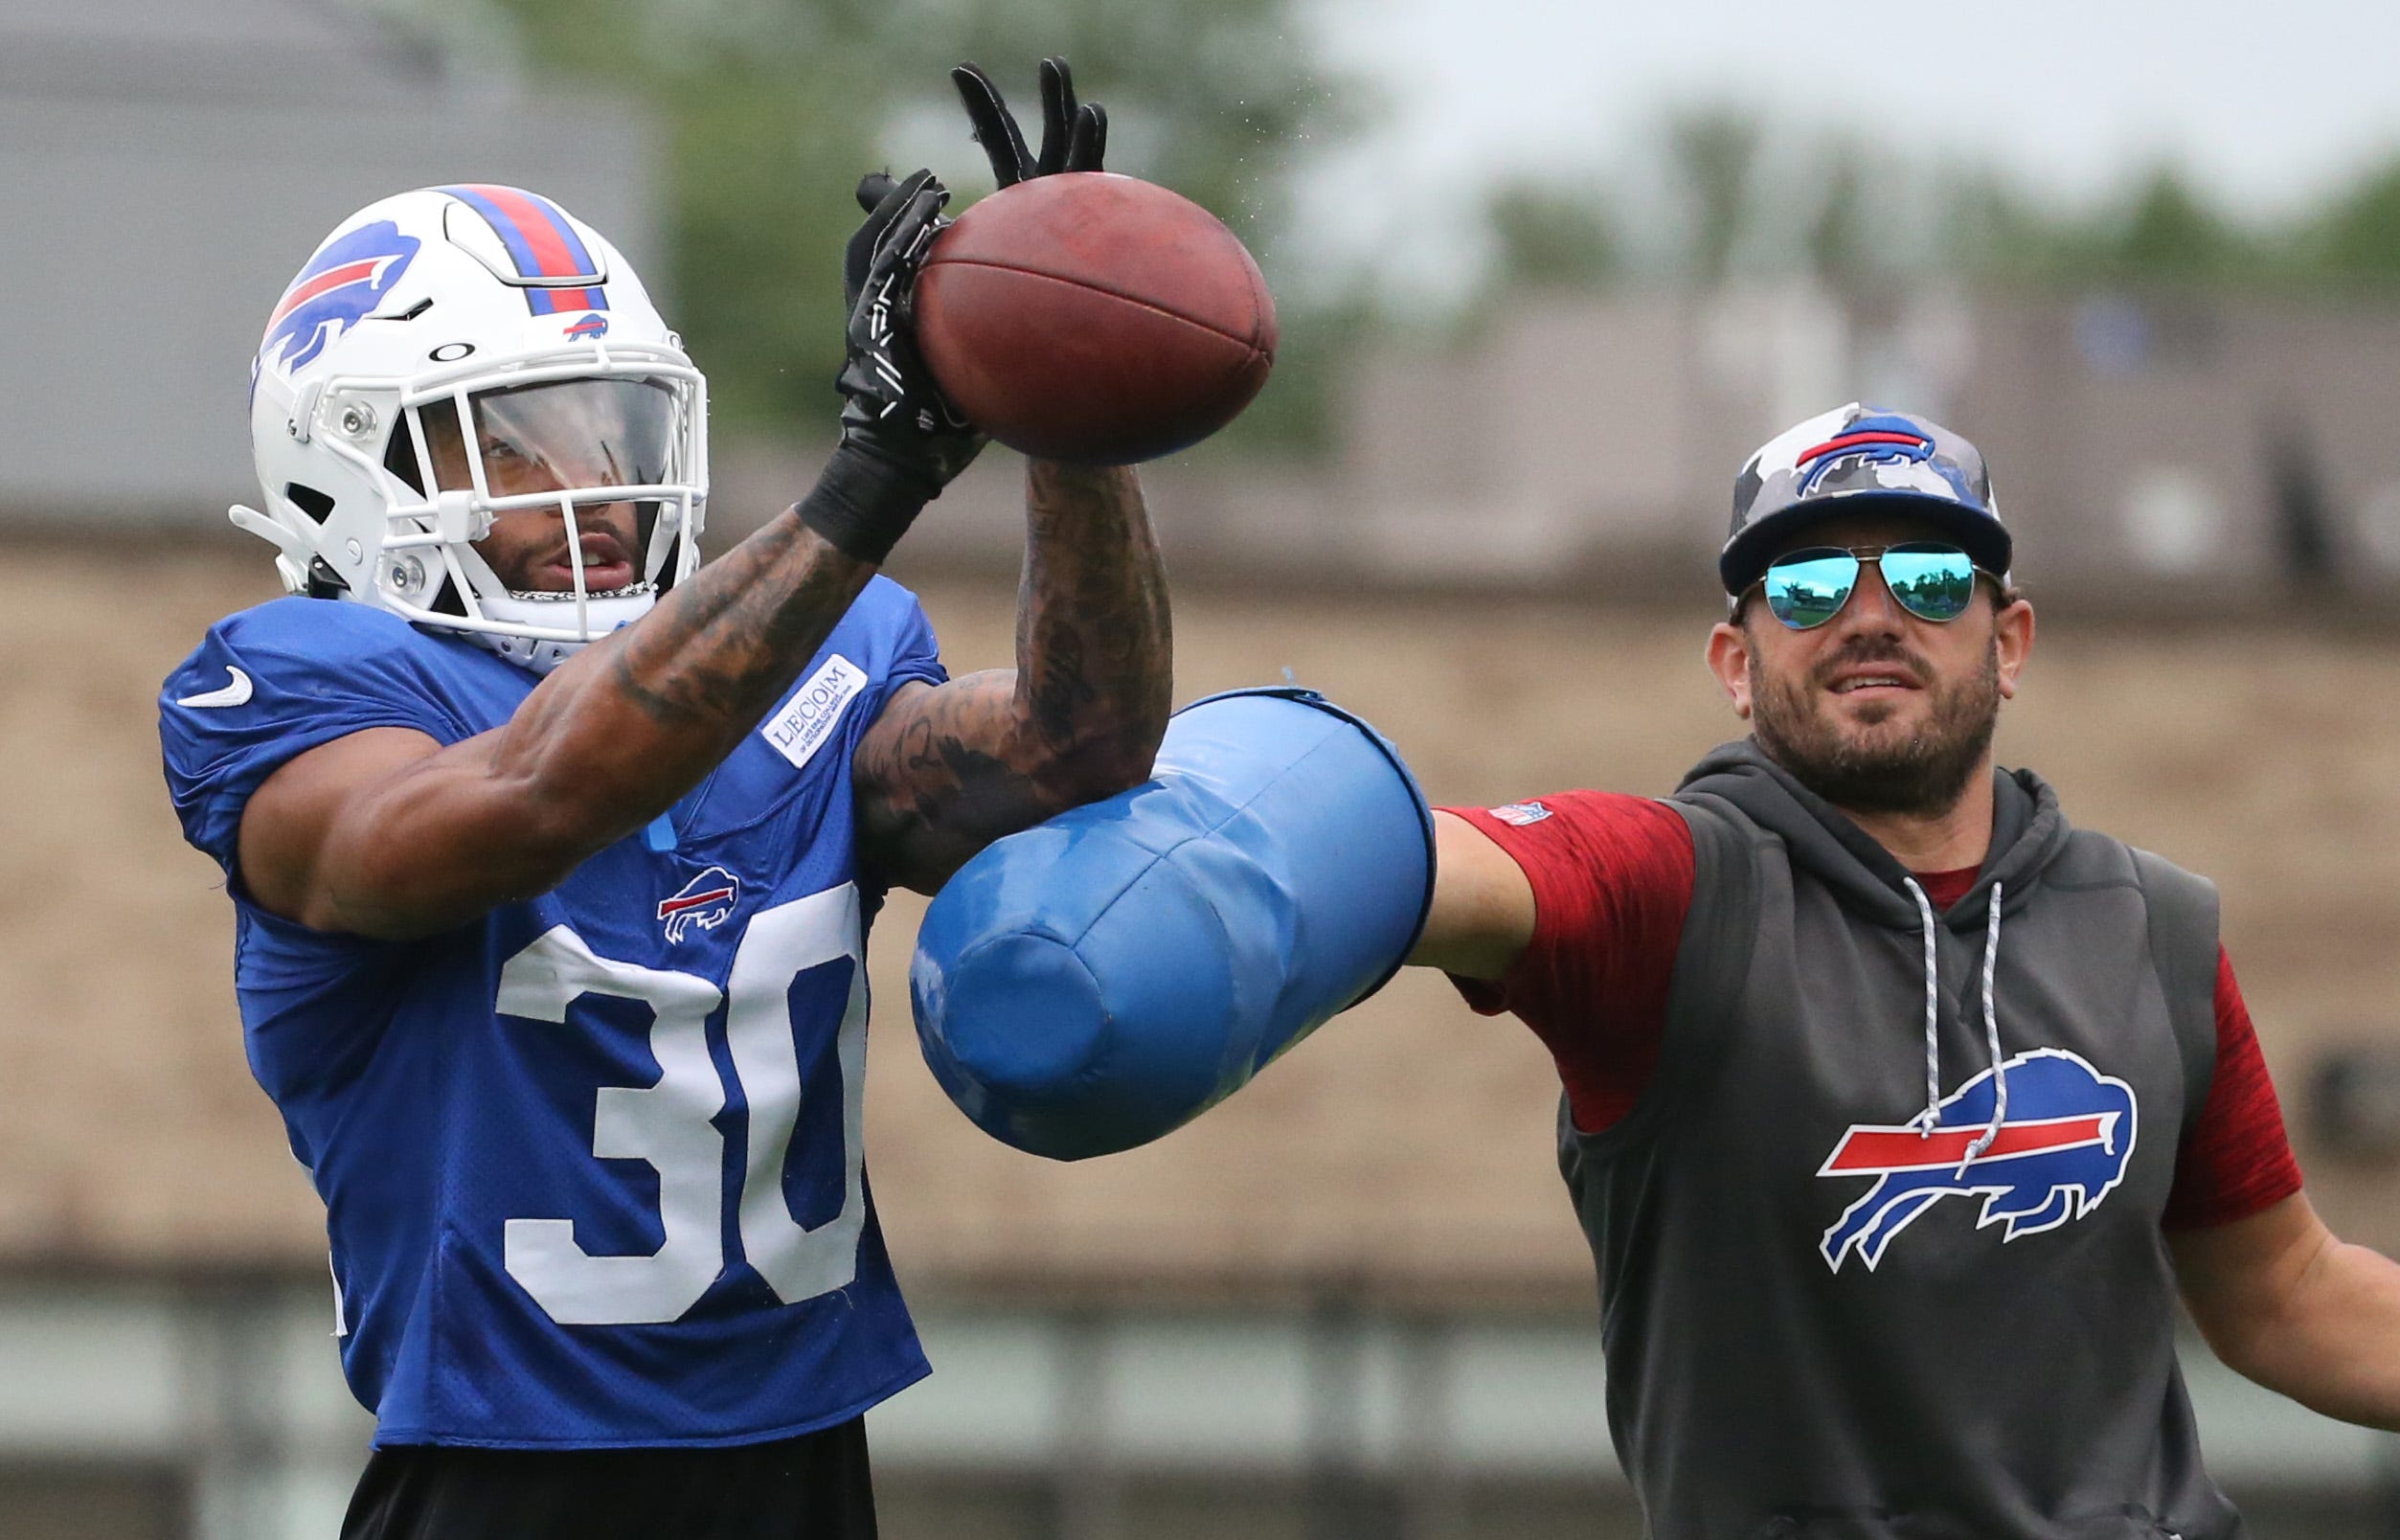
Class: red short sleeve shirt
1441,791,2300,1226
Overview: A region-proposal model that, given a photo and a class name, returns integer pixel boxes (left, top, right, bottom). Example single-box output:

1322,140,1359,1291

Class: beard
1748,632,2001,818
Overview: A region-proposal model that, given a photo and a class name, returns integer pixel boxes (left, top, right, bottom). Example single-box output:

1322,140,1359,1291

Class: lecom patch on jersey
760,654,869,773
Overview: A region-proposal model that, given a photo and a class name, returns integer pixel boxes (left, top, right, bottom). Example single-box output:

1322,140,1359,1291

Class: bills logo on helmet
259,220,422,377
564,312,609,341
657,866,740,943
1815,1048,2137,1274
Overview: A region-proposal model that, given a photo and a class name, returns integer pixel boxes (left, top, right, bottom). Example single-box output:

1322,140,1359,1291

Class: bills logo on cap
259,219,422,377
1792,417,1938,497
564,312,609,341
1816,1048,2136,1274
657,866,740,943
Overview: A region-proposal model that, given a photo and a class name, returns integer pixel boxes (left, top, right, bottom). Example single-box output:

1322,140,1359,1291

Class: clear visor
420,377,680,499
374,367,707,649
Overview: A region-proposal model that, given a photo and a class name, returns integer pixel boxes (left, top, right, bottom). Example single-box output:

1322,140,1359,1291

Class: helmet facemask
347,348,707,673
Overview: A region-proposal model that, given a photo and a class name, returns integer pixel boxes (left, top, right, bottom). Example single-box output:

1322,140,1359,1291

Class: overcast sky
1295,0,2400,301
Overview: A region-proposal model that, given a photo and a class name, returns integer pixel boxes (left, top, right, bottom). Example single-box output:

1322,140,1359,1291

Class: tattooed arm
237,512,880,939
852,460,1172,894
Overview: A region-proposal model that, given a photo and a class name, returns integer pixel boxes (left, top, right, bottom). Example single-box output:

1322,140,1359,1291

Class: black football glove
835,167,984,491
952,57,1108,186
802,168,985,564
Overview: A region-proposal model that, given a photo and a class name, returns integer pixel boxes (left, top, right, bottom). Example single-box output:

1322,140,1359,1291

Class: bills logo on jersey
657,866,740,943
1489,801,1552,827
259,220,422,377
563,312,609,341
1792,416,1941,498
1816,1048,2137,1273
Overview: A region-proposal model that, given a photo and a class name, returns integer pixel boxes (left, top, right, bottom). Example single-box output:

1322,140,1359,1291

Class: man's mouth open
546,534,635,592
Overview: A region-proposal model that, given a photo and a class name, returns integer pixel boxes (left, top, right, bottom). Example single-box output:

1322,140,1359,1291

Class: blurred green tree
479,0,1352,444
1664,109,1760,286
1936,163,2272,289
1483,179,1620,291
2314,161,2400,286
1804,148,1870,289
2102,168,2259,283
1936,167,2083,281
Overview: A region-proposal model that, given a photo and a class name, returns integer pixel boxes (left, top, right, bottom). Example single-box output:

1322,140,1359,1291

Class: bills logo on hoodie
1816,1048,2137,1273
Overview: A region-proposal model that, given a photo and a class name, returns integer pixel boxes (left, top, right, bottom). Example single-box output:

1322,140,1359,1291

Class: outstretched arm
241,519,881,939
852,461,1169,893
849,58,1167,893
1406,811,1536,980
2172,1192,2400,1430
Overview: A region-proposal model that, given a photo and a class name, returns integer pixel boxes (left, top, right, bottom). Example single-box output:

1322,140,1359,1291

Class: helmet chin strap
464,586,660,674
435,532,664,676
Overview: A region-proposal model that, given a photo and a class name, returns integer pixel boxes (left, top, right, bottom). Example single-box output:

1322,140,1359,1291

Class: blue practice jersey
159,582,942,1449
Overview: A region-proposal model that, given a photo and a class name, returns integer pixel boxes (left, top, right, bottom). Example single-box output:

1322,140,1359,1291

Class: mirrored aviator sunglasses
1759,543,1983,630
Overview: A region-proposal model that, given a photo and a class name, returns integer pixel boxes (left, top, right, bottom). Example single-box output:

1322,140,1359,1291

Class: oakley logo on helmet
259,220,422,377
1816,1048,2137,1273
657,867,741,944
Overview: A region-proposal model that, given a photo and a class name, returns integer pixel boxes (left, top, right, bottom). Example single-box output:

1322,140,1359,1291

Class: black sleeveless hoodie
1557,739,2237,1540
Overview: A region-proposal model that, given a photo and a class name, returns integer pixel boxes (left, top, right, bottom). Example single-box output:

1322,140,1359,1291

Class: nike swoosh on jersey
177,667,254,709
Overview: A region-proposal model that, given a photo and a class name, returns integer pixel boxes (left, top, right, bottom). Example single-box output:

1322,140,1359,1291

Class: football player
161,61,1144,1540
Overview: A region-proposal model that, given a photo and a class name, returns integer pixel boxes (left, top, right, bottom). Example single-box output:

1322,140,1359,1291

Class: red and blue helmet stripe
440,184,610,316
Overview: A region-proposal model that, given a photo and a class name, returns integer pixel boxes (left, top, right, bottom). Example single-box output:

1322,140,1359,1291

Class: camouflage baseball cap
1720,403,2008,597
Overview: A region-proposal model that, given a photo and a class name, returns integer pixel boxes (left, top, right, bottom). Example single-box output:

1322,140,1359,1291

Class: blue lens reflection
1880,546,1976,622
1764,553,1860,629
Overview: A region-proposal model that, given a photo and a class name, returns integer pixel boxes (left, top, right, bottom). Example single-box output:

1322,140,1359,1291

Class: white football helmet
238,184,708,673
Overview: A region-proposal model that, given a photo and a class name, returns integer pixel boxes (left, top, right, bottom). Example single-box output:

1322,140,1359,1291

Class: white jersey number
495,884,869,1325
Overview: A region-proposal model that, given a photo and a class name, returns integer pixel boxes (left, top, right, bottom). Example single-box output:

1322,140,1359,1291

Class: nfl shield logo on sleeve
1491,802,1552,827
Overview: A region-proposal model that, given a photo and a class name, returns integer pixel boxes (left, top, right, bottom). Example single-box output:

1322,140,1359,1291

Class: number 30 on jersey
494,883,869,1326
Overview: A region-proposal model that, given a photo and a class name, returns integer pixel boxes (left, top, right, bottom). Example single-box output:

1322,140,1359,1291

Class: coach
1408,404,2400,1538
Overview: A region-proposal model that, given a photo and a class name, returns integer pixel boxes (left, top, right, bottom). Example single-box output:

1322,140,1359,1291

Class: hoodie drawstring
1902,878,1942,1132
1959,883,2006,1171
1899,878,2008,1173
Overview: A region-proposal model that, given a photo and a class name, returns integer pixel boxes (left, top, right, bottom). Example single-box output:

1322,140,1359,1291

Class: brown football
912,172,1278,465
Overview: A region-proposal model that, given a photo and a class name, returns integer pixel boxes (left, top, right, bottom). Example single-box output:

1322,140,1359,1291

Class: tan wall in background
8,542,2399,1300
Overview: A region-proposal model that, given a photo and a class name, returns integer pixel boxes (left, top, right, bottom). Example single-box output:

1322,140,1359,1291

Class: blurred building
878,283,2400,620
0,0,658,528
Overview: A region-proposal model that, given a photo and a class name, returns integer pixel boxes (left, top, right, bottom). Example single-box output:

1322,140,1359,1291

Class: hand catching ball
923,58,1278,466
913,172,1278,465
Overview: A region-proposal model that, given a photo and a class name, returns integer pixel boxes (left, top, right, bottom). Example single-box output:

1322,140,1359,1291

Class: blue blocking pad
910,688,1436,1161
